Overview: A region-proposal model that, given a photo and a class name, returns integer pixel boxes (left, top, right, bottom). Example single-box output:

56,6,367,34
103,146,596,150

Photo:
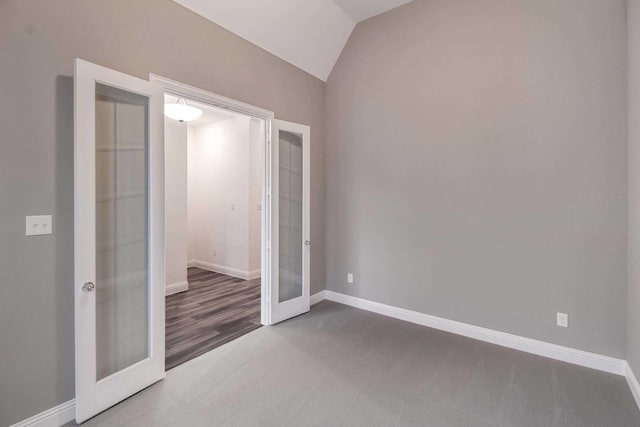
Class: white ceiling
173,0,413,81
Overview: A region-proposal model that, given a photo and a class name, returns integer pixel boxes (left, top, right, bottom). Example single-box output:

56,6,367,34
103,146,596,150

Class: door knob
304,240,311,246
82,282,95,292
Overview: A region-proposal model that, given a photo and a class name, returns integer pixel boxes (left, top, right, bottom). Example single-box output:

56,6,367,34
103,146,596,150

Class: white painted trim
151,73,272,327
189,259,261,281
247,269,262,281
12,301,640,427
316,290,627,376
166,280,189,296
626,363,640,410
310,290,326,306
149,74,274,120
9,400,75,427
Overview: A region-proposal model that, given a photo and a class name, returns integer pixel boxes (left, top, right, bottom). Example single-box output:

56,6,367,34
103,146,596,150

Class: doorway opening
73,62,312,422
163,94,266,370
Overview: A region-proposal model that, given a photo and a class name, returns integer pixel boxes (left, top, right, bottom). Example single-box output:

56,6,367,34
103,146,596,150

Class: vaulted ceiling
333,0,415,22
173,0,414,81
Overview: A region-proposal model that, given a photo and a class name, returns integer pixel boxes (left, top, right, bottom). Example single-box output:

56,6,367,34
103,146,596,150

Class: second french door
266,119,311,324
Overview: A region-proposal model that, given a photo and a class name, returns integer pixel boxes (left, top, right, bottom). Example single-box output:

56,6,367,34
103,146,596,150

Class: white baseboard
317,290,627,376
166,280,189,296
626,363,640,410
247,269,262,280
9,399,75,427
12,290,638,427
310,290,327,306
188,259,261,281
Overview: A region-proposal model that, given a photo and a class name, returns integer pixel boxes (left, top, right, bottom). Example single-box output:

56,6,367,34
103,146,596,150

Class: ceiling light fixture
164,98,203,122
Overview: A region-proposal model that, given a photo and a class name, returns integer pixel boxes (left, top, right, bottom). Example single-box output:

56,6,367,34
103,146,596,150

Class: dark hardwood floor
165,267,261,370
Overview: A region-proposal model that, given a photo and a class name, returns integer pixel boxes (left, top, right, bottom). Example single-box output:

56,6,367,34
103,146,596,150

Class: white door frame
149,75,277,326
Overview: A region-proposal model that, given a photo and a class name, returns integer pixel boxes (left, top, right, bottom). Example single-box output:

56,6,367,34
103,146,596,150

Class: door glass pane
95,83,149,380
278,130,303,302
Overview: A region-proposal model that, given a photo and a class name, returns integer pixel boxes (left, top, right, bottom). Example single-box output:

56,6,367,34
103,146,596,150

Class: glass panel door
278,131,304,302
95,84,150,380
268,120,310,324
75,59,165,423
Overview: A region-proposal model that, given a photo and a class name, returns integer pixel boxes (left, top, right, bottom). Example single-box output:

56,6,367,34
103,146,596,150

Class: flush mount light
164,98,203,122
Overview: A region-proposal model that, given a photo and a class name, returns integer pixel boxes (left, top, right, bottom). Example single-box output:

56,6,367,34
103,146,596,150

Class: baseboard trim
166,280,189,296
626,363,640,410
247,269,262,280
310,290,326,305
317,290,626,376
9,399,75,427
188,259,261,281
11,290,636,427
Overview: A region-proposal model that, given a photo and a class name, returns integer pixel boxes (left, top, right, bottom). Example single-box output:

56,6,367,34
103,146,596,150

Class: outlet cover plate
26,215,53,236
557,312,568,328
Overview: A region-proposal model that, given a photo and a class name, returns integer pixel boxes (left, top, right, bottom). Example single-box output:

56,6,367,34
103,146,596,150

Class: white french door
74,59,165,423
266,120,311,324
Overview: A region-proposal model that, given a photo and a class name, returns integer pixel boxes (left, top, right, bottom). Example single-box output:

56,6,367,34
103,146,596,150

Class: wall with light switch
187,116,261,278
0,1,325,423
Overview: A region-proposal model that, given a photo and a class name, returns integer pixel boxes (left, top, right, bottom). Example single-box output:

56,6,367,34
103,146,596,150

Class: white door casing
146,75,312,326
147,75,276,326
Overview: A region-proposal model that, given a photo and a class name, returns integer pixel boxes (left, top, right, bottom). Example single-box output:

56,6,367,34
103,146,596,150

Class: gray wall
325,0,628,358
629,0,640,377
0,1,325,424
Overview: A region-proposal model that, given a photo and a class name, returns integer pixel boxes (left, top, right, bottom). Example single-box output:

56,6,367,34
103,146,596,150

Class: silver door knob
304,240,311,246
82,282,95,292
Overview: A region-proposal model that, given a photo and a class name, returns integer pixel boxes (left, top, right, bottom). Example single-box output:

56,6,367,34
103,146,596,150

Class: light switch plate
26,215,53,236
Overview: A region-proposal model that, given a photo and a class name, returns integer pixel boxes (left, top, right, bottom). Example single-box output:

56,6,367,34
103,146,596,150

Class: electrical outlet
25,215,53,236
213,249,217,257
347,273,354,284
557,312,568,328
